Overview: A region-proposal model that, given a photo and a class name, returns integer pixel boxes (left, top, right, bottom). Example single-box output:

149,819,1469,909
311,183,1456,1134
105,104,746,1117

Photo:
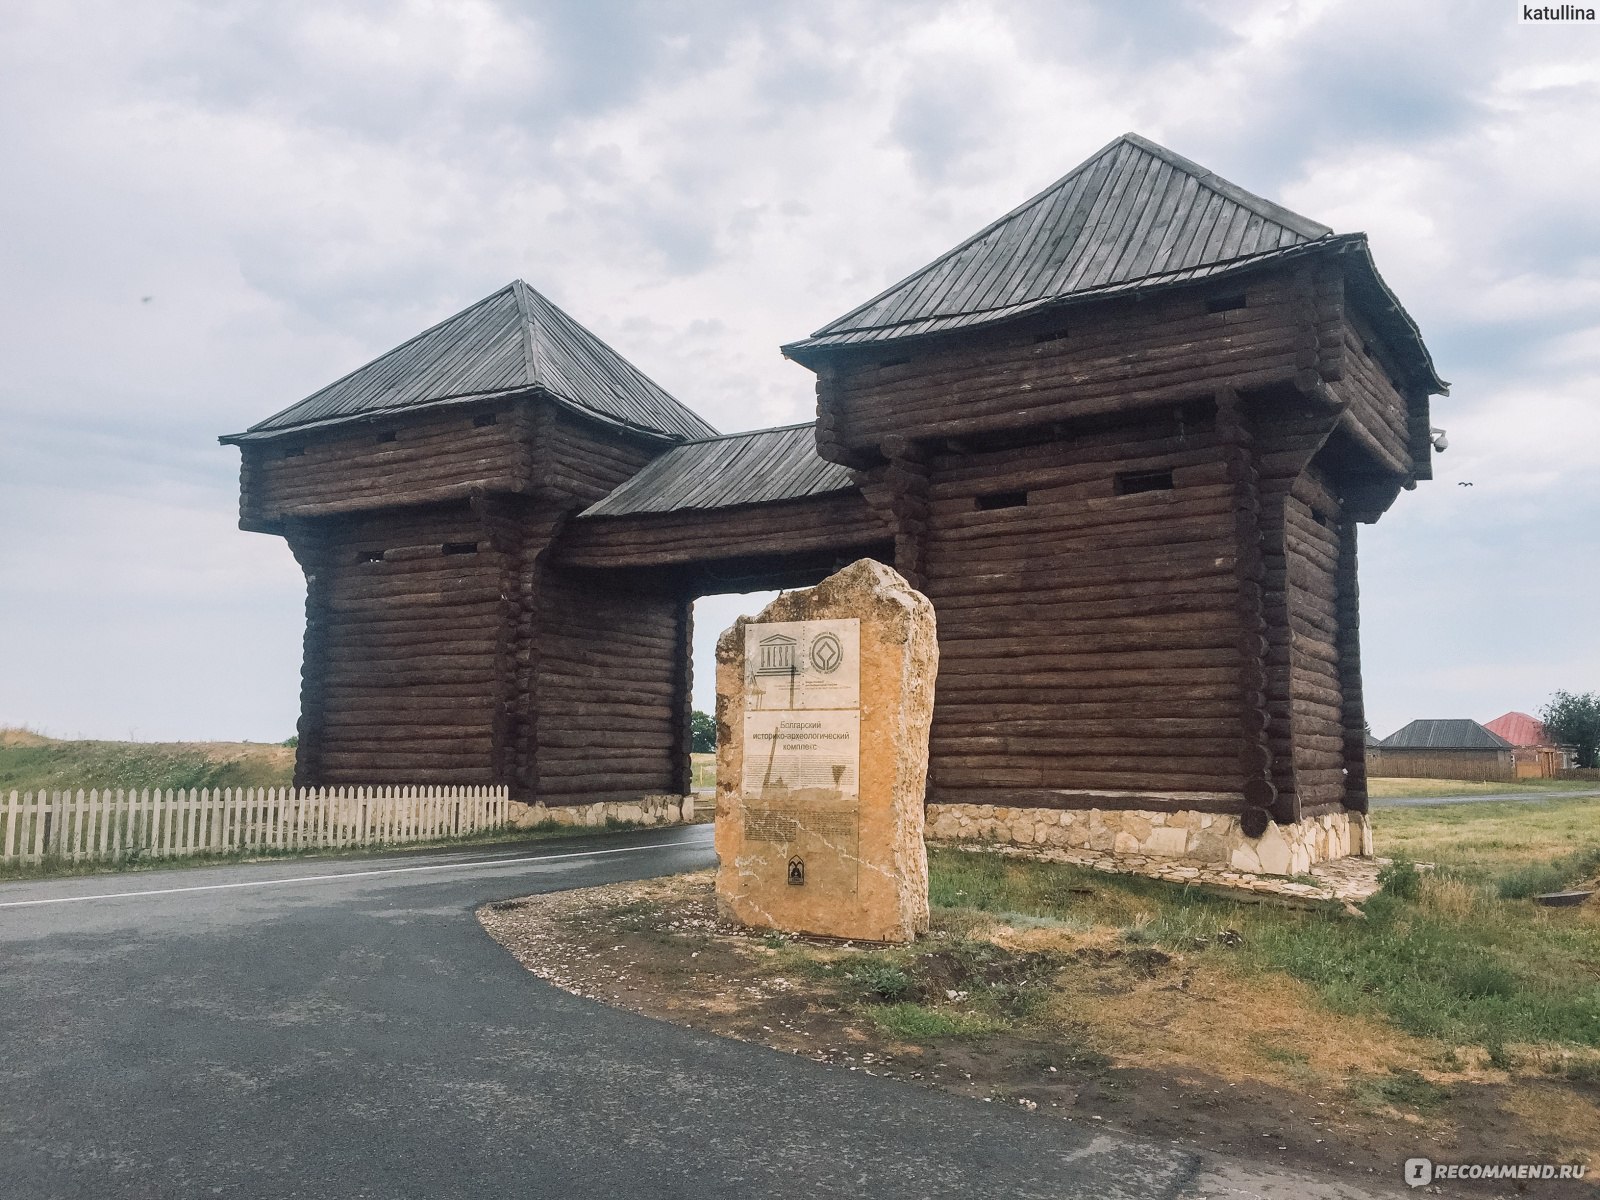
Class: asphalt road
0,826,1400,1200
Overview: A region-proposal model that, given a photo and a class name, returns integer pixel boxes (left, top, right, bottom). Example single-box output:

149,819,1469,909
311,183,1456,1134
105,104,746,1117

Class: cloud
0,0,1595,742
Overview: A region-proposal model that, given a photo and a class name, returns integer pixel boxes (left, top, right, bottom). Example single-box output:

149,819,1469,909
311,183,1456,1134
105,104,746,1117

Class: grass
690,753,716,791
868,1003,1004,1040
0,728,294,793
1374,793,1600,870
927,838,1600,1053
1368,776,1598,799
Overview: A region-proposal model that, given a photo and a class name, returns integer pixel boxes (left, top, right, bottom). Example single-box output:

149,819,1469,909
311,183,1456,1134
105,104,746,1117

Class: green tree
690,710,716,754
1540,691,1600,769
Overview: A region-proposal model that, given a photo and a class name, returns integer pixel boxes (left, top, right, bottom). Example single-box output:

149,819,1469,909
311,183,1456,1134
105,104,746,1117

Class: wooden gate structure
222,134,1445,863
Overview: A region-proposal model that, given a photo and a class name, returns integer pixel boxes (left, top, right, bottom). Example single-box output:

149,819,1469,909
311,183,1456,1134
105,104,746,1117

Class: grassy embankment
0,729,619,881
820,794,1600,1077
1,727,296,793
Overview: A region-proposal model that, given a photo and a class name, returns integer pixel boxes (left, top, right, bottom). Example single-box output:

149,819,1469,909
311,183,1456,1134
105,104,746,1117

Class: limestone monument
714,559,937,943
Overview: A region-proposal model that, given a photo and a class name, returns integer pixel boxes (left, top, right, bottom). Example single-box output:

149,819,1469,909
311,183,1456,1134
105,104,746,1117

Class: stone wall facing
508,794,698,829
926,803,1371,877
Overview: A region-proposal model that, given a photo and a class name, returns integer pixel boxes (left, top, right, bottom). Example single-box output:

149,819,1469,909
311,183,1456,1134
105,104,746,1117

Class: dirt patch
480,872,1596,1197
0,728,54,748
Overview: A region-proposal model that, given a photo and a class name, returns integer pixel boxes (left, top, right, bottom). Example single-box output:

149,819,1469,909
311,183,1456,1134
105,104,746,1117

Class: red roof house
1483,711,1569,777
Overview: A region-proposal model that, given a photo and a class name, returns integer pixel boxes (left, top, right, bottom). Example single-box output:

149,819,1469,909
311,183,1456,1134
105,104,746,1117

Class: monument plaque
715,559,936,943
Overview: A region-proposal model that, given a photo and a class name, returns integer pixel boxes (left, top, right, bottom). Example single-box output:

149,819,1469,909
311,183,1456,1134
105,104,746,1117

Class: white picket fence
1,785,510,865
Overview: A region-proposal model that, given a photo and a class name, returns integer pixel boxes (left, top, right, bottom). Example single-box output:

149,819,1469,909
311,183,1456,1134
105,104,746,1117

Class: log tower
225,134,1445,870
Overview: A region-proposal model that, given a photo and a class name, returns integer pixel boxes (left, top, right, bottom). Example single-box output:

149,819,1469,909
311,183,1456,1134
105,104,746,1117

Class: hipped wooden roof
579,423,855,517
223,281,717,444
1378,719,1512,751
784,133,1445,393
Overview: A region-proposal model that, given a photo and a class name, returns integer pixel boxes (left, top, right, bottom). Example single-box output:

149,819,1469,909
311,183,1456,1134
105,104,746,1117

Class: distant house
1367,719,1515,782
1483,711,1570,778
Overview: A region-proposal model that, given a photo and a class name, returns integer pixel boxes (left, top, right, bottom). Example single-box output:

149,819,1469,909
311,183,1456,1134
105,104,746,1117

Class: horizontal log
934,765,1249,791
927,514,1235,559
318,768,497,786
929,716,1237,740
929,788,1242,815
533,768,674,789
933,698,1242,720
537,729,671,750
323,650,498,673
928,445,1226,499
842,314,1299,411
319,735,495,755
926,483,1233,536
318,751,490,770
837,300,1298,395
326,589,502,614
927,556,1235,603
935,735,1241,758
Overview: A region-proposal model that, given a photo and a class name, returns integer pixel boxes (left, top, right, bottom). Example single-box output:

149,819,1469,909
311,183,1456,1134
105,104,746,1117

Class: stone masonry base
925,803,1372,877
508,794,700,830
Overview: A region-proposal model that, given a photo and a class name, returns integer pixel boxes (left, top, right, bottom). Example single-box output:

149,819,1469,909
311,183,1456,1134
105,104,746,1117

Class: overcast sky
1,0,1596,744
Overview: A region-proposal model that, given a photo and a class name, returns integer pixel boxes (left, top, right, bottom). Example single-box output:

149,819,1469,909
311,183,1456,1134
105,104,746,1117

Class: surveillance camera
1429,427,1448,453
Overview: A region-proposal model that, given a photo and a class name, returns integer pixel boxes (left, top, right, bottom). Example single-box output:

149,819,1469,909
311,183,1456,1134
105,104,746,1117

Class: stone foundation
925,803,1371,877
508,794,699,830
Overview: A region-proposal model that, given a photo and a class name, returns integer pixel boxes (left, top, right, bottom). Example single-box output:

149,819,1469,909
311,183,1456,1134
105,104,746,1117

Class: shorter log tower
224,133,1445,864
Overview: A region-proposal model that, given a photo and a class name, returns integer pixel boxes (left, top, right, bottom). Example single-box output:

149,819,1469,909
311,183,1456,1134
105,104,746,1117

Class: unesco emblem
809,632,843,674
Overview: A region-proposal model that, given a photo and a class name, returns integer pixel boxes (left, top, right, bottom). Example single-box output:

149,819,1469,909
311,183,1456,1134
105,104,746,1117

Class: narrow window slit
878,356,911,368
283,445,306,458
975,490,1029,511
356,550,384,564
1116,469,1174,495
472,412,497,428
442,541,479,556
1206,294,1247,314
376,430,397,443
1034,327,1070,344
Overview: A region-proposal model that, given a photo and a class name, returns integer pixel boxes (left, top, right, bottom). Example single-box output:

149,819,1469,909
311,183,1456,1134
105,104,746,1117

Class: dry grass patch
1373,793,1600,871
1369,777,1598,799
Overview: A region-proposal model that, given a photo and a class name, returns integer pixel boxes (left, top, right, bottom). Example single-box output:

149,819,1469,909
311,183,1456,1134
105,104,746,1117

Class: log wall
1282,464,1348,814
532,573,686,806
289,505,506,786
818,273,1316,451
918,407,1252,809
249,257,1424,828
244,401,527,523
558,492,889,572
240,396,672,525
1252,399,1343,820
536,404,665,506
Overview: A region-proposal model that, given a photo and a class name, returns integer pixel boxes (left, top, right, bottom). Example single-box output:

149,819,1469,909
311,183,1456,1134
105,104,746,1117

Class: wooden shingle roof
223,281,717,443
579,424,856,518
1378,719,1513,751
784,133,1445,392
